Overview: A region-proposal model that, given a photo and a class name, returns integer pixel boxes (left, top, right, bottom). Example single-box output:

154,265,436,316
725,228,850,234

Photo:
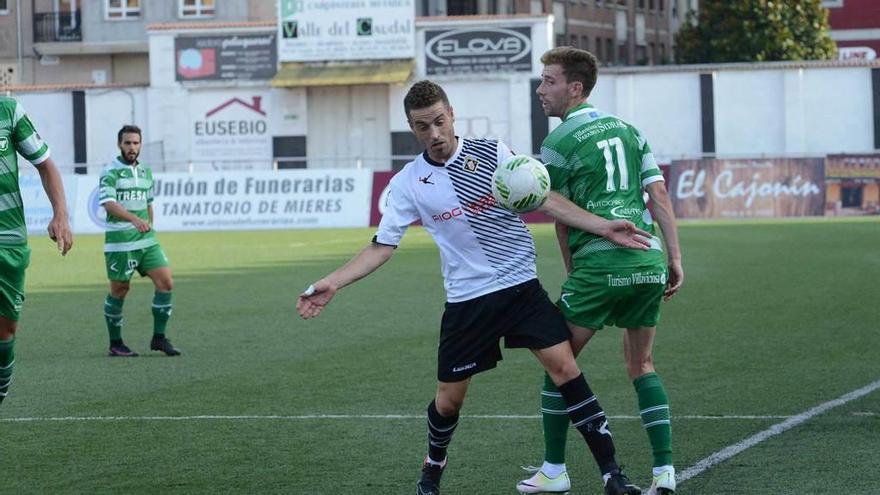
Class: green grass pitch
3,218,879,494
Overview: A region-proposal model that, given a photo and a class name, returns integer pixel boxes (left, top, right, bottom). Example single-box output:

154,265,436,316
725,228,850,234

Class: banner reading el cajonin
669,158,825,219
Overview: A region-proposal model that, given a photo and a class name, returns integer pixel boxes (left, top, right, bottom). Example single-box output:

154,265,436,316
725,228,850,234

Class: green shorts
558,262,667,330
105,244,169,282
0,246,31,321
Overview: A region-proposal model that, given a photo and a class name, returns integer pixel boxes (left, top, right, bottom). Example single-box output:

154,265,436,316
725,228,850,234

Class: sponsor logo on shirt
463,156,479,173
610,205,643,218
607,271,666,287
0,136,7,151
586,199,624,210
431,193,497,222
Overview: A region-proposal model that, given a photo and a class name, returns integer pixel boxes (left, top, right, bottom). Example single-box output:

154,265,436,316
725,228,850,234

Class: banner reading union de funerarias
74,169,373,234
669,158,825,219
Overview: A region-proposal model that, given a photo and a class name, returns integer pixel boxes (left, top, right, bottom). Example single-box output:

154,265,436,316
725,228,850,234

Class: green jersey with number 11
541,103,665,269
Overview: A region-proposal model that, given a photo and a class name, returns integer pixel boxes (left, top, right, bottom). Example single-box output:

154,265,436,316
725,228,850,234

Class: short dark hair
117,125,142,143
541,47,599,98
403,80,450,120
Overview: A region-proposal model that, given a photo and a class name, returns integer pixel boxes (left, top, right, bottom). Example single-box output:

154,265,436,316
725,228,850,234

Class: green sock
0,337,14,405
152,291,172,337
104,295,124,342
541,373,570,464
634,372,673,467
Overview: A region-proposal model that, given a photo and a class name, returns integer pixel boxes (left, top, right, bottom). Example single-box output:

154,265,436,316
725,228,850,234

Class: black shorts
437,279,571,382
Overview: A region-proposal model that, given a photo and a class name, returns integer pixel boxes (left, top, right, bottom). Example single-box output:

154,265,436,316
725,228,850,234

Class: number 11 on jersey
597,137,629,191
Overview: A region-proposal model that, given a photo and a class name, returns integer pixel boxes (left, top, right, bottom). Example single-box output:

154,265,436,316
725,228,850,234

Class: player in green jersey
0,96,73,406
516,47,683,495
100,125,179,357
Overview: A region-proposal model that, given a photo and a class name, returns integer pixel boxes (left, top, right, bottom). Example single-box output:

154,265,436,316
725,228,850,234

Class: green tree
675,0,837,63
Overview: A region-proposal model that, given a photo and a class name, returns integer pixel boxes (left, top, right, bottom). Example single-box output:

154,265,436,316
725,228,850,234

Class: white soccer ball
492,155,551,213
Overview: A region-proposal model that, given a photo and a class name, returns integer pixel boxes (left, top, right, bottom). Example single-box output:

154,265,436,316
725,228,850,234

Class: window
447,0,477,15
582,35,590,51
106,0,140,19
0,0,8,15
180,0,215,18
658,0,664,11
638,0,644,8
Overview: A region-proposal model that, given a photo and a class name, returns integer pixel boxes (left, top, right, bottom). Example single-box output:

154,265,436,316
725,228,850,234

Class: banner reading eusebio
669,158,825,218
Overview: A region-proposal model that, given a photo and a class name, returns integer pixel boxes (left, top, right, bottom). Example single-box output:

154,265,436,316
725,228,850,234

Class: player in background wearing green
517,47,683,495
0,96,73,406
100,125,179,357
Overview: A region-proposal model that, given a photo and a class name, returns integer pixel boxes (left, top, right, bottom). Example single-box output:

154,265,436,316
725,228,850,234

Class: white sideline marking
679,379,880,484
0,413,802,423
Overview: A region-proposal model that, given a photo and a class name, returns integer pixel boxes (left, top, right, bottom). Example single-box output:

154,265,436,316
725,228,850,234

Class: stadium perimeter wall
9,63,879,175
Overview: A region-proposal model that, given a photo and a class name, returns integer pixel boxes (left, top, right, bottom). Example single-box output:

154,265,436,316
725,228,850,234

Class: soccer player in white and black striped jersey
297,80,647,495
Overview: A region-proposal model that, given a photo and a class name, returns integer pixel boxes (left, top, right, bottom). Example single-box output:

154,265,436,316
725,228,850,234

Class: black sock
557,373,619,475
426,399,458,463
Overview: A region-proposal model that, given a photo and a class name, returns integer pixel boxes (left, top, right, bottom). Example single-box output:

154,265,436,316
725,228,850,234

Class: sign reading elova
425,27,532,75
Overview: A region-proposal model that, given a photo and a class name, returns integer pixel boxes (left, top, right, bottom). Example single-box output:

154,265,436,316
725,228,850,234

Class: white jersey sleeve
374,172,419,247
496,140,514,164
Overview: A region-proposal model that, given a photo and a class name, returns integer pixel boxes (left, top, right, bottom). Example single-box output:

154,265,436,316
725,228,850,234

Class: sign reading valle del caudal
189,91,272,162
277,0,415,62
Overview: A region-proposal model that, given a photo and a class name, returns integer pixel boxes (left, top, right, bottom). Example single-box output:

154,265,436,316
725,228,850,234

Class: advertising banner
19,173,79,236
75,169,374,233
189,91,272,162
825,154,880,180
278,0,415,62
424,27,532,75
175,33,277,81
669,158,825,218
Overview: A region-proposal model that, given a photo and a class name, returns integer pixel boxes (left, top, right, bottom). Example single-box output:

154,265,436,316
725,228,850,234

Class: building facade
824,0,880,61
416,0,694,65
0,0,274,86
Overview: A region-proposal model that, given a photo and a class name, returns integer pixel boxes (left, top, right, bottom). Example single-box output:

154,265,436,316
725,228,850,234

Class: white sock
541,461,566,479
426,456,446,467
653,465,675,477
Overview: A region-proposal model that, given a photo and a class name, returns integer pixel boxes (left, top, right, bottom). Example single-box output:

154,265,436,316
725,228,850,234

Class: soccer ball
492,155,551,213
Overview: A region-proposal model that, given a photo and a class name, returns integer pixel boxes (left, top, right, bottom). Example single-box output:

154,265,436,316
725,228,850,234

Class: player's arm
646,181,683,300
297,243,396,319
104,201,151,233
35,157,73,255
554,222,572,273
540,192,651,250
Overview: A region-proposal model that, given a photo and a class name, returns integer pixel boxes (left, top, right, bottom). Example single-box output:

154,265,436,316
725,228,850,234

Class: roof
147,21,276,31
0,82,149,94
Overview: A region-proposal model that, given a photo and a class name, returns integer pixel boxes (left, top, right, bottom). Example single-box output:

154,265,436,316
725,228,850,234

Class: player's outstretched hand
47,215,73,256
664,259,683,301
604,220,652,250
297,280,337,319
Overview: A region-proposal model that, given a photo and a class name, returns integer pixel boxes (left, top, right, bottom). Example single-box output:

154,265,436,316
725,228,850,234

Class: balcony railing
33,11,82,43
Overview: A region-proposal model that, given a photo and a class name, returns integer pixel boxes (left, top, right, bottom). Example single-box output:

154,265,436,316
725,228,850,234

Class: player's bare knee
0,321,17,340
158,278,173,292
435,395,464,416
627,355,655,380
545,358,582,385
111,284,130,299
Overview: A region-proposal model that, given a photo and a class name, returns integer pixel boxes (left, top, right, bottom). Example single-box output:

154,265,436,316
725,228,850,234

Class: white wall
85,89,148,167
14,93,73,171
715,70,787,156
